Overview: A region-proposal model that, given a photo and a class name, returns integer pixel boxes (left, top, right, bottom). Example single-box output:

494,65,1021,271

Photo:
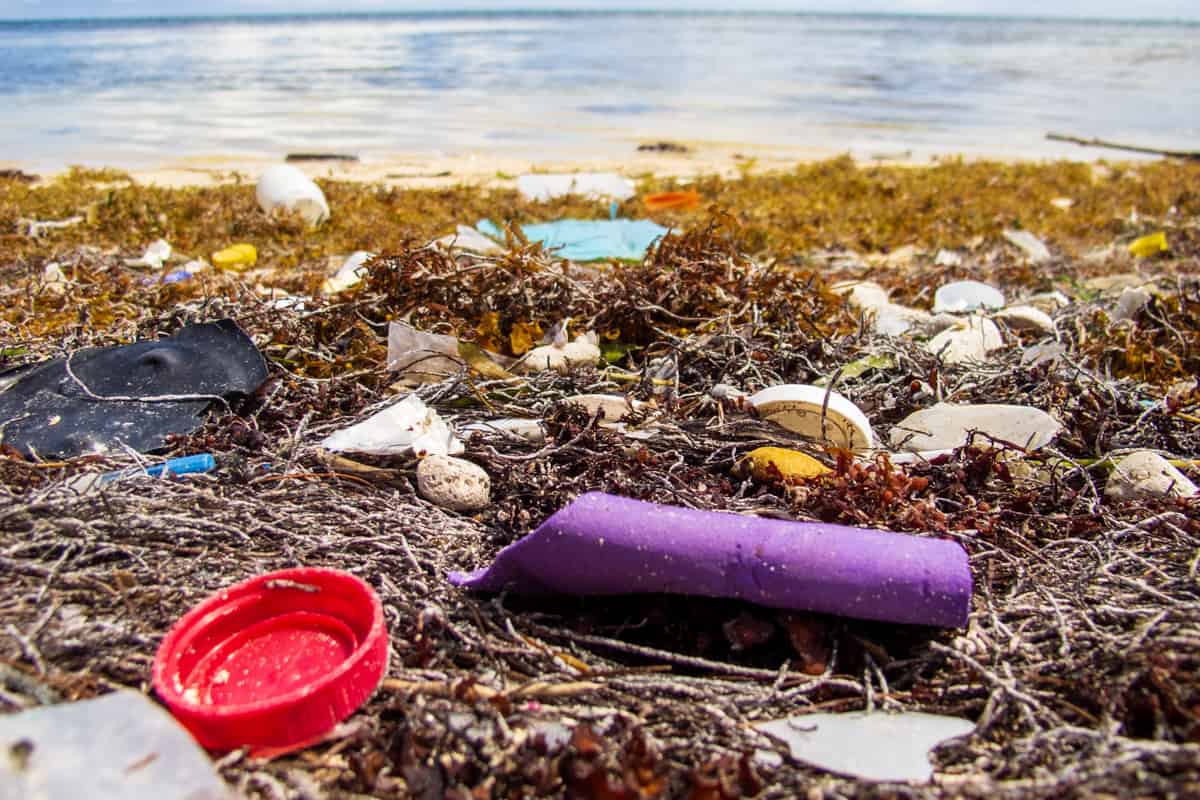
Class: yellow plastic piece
1128,231,1168,258
740,447,832,482
211,243,258,270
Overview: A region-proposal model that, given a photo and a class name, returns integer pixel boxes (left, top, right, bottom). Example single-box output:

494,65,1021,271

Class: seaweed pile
1,158,1199,798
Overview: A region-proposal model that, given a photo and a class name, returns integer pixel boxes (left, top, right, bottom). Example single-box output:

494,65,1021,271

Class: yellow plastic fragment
1128,232,1168,258
739,447,832,482
211,243,258,270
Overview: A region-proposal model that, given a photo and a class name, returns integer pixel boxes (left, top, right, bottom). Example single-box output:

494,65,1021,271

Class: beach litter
747,384,875,452
1105,450,1199,501
0,319,268,458
926,315,1004,364
516,172,635,202
1002,228,1052,263
67,453,216,493
450,492,972,628
755,712,975,783
1128,230,1168,257
210,242,257,271
993,304,1055,334
321,250,374,294
0,689,237,800
736,446,832,482
124,238,172,269
320,393,463,457
152,567,388,755
476,218,668,261
256,164,330,226
643,189,701,211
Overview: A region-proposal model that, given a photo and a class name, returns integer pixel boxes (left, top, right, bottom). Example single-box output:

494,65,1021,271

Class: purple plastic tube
449,492,971,628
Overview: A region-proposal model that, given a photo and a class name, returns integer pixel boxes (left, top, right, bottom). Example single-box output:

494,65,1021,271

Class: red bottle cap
153,567,388,754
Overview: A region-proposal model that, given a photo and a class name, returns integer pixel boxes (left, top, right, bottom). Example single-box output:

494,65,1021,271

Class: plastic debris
211,242,257,270
450,492,971,627
516,172,635,202
1002,229,1052,263
0,319,268,458
18,214,83,238
1021,341,1067,367
41,261,68,294
889,402,1062,452
643,190,701,211
933,280,1005,313
756,711,975,783
1105,450,1199,501
320,393,463,457
68,453,216,493
477,218,668,262
814,353,895,386
993,305,1054,334
417,454,491,512
738,446,831,482
1128,231,1168,258
0,689,237,799
934,248,963,267
386,321,464,381
926,315,1004,364
256,164,330,226
434,224,503,254
561,393,634,422
124,238,172,269
153,567,388,754
748,384,874,452
1112,286,1151,322
322,250,374,294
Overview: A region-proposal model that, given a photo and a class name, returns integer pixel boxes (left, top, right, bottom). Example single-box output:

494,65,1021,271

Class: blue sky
2,0,1198,20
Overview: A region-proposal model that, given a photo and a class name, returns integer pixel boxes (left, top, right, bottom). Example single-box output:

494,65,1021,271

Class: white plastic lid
748,384,874,452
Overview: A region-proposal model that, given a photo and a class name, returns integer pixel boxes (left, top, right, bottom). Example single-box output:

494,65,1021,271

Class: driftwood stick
1046,132,1200,161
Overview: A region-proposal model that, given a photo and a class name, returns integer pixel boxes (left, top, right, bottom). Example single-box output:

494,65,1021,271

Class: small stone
872,303,930,336
561,393,633,422
1003,229,1051,263
933,280,1005,313
833,280,890,310
889,402,1062,453
516,336,601,373
1105,451,1198,502
926,316,1004,364
1026,290,1071,313
417,455,491,512
993,305,1054,334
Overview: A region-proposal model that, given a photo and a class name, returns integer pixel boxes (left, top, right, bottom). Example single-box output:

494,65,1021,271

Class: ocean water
0,11,1197,168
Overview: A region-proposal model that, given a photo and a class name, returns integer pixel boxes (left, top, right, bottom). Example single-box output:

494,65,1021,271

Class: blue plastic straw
98,454,216,486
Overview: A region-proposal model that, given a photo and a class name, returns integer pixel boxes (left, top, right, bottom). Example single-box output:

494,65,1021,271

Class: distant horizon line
1,8,1197,25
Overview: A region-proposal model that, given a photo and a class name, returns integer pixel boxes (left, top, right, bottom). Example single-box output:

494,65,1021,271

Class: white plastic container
256,164,330,226
748,384,875,453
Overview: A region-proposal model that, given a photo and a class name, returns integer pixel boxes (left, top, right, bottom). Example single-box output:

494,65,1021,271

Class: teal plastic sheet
477,218,668,261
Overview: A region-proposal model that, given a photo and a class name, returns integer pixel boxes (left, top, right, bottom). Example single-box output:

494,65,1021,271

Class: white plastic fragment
516,172,635,202
42,262,68,295
321,394,463,457
833,280,891,311
933,280,1005,313
993,305,1055,334
748,384,875,452
934,249,963,267
1021,341,1067,367
755,711,974,783
872,303,931,336
1003,229,1052,263
1105,450,1199,501
256,164,330,226
124,238,172,269
889,402,1062,452
387,321,463,380
417,454,491,512
0,690,236,800
926,315,1004,364
322,251,374,294
19,215,84,238
435,224,503,254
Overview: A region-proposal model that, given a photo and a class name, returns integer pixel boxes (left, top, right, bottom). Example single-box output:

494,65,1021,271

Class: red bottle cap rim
152,567,388,754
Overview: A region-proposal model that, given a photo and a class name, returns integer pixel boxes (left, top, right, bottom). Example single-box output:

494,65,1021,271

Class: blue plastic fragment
476,218,667,261
98,453,217,486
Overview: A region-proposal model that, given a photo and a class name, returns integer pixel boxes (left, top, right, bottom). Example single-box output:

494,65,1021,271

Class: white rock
516,335,601,373
933,280,1005,313
889,402,1062,452
1003,229,1052,263
833,280,891,310
1021,342,1067,367
926,316,1004,364
1113,287,1151,322
1106,451,1198,501
562,393,634,422
993,305,1054,334
417,455,491,512
872,303,931,336
1026,290,1071,313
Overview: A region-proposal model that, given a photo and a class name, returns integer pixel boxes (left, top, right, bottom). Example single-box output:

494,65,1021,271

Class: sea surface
0,11,1197,169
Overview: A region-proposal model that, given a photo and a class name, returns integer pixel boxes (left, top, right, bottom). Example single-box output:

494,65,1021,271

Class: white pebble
417,455,491,512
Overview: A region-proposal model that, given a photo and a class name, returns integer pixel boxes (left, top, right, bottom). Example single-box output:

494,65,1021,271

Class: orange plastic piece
643,190,701,211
